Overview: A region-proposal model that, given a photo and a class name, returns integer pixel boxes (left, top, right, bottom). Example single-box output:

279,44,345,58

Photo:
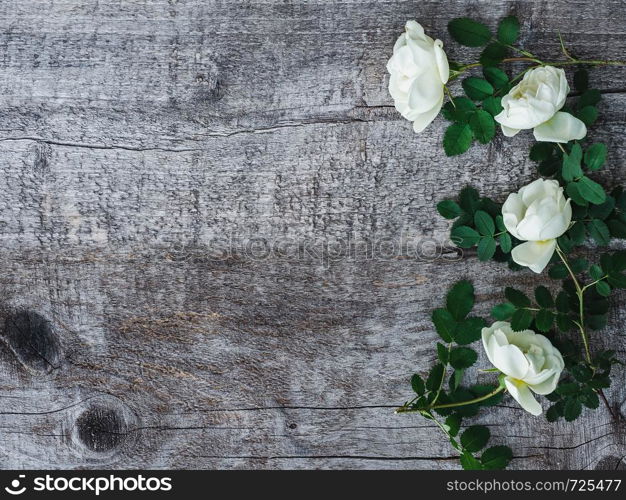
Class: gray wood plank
0,0,624,469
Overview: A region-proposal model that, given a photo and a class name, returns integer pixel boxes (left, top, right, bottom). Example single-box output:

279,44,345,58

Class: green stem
555,246,592,364
396,385,505,413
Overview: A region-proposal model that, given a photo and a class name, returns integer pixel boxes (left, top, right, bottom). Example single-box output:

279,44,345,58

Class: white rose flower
482,321,564,416
494,66,587,143
386,20,449,133
502,178,572,273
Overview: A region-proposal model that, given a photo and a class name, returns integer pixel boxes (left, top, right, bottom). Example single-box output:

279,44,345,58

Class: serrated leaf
584,143,607,171
608,219,626,239
529,143,554,163
548,262,568,279
511,308,533,331
432,308,456,342
566,181,588,207
556,382,579,396
578,176,606,205
588,197,615,220
491,302,516,320
483,66,508,88
568,220,586,244
437,199,462,219
579,89,601,108
454,316,486,345
442,97,477,123
587,219,610,246
535,309,554,332
445,414,462,437
459,186,480,214
449,347,478,369
411,374,425,395
447,280,475,321
460,451,483,470
469,110,496,144
555,291,571,313
448,18,492,47
460,425,490,452
474,210,495,235
462,77,494,100
571,364,593,383
505,287,531,307
480,43,507,67
564,398,582,422
499,232,512,253
562,144,583,182
534,286,554,308
426,363,444,392
480,446,512,470
444,123,473,156
437,342,450,364
596,281,611,297
577,105,598,126
451,226,481,248
546,404,562,422
580,390,599,409
482,95,503,116
497,15,520,44
589,264,604,280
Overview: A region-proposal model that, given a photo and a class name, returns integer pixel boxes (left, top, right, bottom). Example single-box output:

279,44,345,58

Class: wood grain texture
0,0,625,470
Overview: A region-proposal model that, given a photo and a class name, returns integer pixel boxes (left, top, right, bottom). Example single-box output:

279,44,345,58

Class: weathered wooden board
0,0,625,470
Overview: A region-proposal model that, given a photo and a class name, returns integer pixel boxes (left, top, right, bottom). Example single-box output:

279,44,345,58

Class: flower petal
411,94,443,133
505,378,543,415
490,341,529,379
511,239,557,274
433,40,449,84
533,112,587,143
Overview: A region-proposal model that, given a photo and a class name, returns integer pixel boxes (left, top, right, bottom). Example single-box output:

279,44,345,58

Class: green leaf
462,77,494,100
566,181,588,207
577,105,598,126
491,302,516,320
579,89,601,108
571,364,593,383
586,313,607,330
426,363,444,392
480,43,507,67
584,143,607,171
460,451,483,470
445,414,462,437
411,374,425,395
568,220,586,244
556,382,579,395
437,342,450,364
589,196,615,220
608,219,626,238
511,308,533,331
459,186,480,214
535,309,554,332
587,219,610,246
483,67,509,89
454,317,486,345
432,308,456,342
573,69,589,92
444,123,473,156
449,347,478,369
562,143,583,182
499,233,512,253
448,18,492,47
580,390,600,409
534,285,554,308
564,398,583,422
556,291,571,313
480,446,512,470
437,200,462,219
589,264,604,280
596,281,611,297
482,96,503,116
446,280,475,321
578,176,606,204
529,143,554,163
469,110,496,144
451,226,481,248
497,15,520,44
460,425,490,452
557,313,576,332
570,258,589,274
548,263,568,279
505,287,530,307
546,404,562,422
442,97,477,123
474,210,495,235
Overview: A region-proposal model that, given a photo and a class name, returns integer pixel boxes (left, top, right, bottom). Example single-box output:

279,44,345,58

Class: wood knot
2,311,61,374
76,406,127,452
67,395,139,462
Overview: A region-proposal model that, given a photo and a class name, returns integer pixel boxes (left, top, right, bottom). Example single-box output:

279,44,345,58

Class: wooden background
0,0,624,470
